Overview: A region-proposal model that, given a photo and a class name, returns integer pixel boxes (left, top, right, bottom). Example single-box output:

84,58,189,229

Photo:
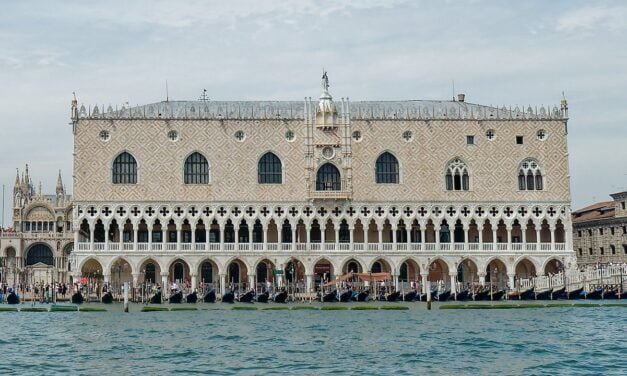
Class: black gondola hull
238,291,255,303
101,292,113,304
71,292,84,304
222,292,235,303
535,289,552,300
203,290,216,303
273,291,288,303
150,293,162,304
256,292,269,303
186,292,198,303
6,292,20,305
322,290,338,302
169,292,183,304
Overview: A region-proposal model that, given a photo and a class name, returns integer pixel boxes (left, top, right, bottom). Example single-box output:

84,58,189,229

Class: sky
1,0,626,226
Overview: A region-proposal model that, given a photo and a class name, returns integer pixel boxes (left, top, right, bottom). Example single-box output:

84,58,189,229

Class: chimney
457,93,465,102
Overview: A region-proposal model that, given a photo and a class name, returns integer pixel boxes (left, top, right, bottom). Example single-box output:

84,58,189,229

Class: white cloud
556,5,627,32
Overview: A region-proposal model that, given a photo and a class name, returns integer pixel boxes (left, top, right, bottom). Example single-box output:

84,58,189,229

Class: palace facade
70,75,575,295
0,165,73,286
572,191,627,265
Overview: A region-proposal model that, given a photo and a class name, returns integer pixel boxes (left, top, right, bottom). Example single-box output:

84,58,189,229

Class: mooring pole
123,282,129,312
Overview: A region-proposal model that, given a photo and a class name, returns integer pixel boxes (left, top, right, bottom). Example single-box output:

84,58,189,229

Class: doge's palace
70,74,575,296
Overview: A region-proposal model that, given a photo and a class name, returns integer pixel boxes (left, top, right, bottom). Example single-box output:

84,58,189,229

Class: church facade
0,165,73,286
70,75,575,295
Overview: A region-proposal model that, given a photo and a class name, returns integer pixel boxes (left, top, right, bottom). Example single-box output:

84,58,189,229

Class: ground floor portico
71,249,575,297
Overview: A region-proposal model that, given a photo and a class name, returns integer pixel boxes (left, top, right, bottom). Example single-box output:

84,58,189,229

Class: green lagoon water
1,302,625,375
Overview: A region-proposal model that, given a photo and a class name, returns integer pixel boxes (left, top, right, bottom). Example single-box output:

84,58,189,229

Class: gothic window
375,152,399,184
518,159,543,191
258,152,282,184
112,152,137,184
445,158,469,191
26,244,54,266
184,152,209,184
316,163,341,191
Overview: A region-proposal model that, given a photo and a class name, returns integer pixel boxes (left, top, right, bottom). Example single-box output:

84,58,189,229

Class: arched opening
168,259,190,285
226,259,248,288
457,259,478,285
485,259,508,290
112,152,137,184
284,259,305,283
371,258,392,274
139,259,161,285
428,259,449,283
316,163,341,191
310,220,321,243
199,260,217,285
313,258,333,287
515,258,536,282
399,259,420,284
184,152,209,184
110,258,133,294
453,220,464,243
544,258,563,275
258,152,282,184
256,259,275,284
343,259,363,274
375,152,399,184
26,244,54,266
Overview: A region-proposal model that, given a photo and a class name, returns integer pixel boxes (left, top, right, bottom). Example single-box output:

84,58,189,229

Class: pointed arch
375,151,399,184
184,152,209,184
112,151,138,184
445,158,469,191
258,152,283,184
518,158,543,191
316,163,341,191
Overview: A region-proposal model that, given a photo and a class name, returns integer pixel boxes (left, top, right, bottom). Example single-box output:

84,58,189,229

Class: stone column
248,274,256,291
420,228,426,245
406,227,411,244
478,223,483,245
133,224,138,251
103,273,111,284
205,228,210,251
191,273,197,292
148,222,153,251
521,222,527,245
550,224,556,250
506,224,512,251
292,227,297,251
478,272,486,286
89,225,95,250
162,227,167,246
219,223,225,251
421,273,428,294
161,272,169,293
261,224,267,252
508,273,516,291
434,225,441,250
492,229,497,249
104,221,110,251
449,273,457,295
176,224,182,251
132,272,140,288
305,274,313,294
191,222,196,250
377,228,382,251
219,273,226,296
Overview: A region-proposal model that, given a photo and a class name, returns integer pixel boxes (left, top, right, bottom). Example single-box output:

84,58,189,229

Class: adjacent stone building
69,74,575,295
572,191,627,266
0,165,73,286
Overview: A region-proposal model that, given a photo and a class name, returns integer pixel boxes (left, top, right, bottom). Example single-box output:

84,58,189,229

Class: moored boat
7,291,20,305
520,288,535,300
273,290,288,303
455,289,470,301
71,291,84,304
101,291,113,304
150,292,162,304
256,291,269,303
169,291,183,304
186,291,198,303
436,290,451,302
222,291,235,303
339,290,353,302
535,289,552,300
490,290,505,301
386,291,400,302
203,290,216,303
238,290,255,303
403,290,417,302
322,290,338,302
551,287,565,300
584,288,603,300
602,289,618,299
356,291,369,302
473,289,490,301
566,287,583,300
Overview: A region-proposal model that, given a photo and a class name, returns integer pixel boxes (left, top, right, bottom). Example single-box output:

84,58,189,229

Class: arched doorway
428,259,449,283
110,258,133,293
485,259,508,290
284,259,305,284
313,258,333,287
256,259,275,284
457,259,478,285
226,259,248,289
26,244,55,285
139,259,161,285
199,260,217,286
168,259,190,285
343,259,363,274
544,258,563,275
515,258,536,280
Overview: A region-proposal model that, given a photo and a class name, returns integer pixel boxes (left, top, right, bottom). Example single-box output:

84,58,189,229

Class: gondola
490,290,505,301
186,291,198,303
454,289,470,301
535,289,552,300
101,291,113,304
519,288,535,300
339,290,353,303
273,290,288,303
238,290,255,303
322,290,338,302
473,289,490,301
620,290,627,300
436,290,451,302
418,290,437,302
71,291,84,304
566,287,584,300
403,290,417,302
602,289,618,299
150,292,162,304
256,291,269,303
222,291,235,303
551,287,565,300
386,291,400,302
584,288,603,300
203,290,216,303
6,292,19,305
356,291,369,302
169,291,183,304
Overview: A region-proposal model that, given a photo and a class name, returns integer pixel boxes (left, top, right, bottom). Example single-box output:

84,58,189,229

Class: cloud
556,5,627,32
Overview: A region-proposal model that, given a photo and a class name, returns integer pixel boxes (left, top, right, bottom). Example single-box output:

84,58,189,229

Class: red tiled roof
572,201,615,223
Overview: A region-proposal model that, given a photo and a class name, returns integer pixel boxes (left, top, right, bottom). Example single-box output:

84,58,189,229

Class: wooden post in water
123,282,129,312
